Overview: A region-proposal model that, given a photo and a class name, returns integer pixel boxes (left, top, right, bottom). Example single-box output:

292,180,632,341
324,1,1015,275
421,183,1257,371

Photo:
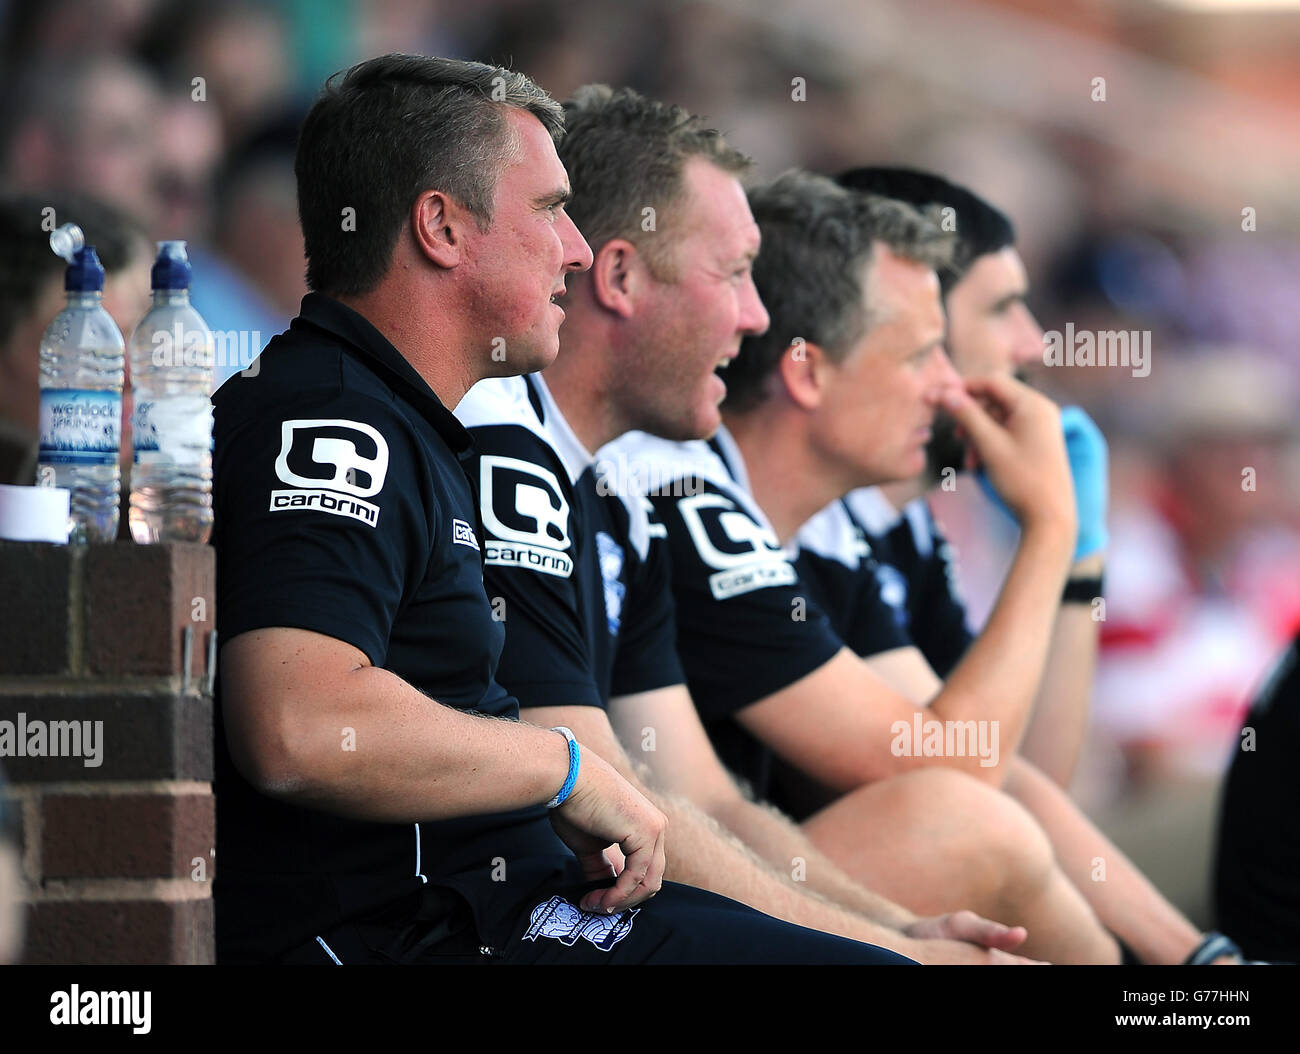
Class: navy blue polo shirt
794,496,913,663
454,373,684,713
603,427,849,723
834,489,975,678
211,293,570,962
598,427,843,805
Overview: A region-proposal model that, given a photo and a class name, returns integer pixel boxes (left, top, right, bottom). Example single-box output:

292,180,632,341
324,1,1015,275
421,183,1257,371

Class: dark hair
836,166,1015,294
295,54,564,297
723,170,951,415
558,84,751,281
0,191,148,350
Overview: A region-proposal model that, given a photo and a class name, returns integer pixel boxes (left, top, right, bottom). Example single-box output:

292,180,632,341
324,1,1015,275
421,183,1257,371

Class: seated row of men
211,53,1246,964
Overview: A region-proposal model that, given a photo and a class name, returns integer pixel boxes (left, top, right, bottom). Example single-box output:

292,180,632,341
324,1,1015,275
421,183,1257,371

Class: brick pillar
0,541,215,964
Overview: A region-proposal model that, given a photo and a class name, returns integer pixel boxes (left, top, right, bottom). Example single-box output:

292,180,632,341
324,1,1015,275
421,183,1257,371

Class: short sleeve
908,509,975,678
836,555,914,659
795,543,920,660
649,478,842,721
470,424,604,711
213,390,431,666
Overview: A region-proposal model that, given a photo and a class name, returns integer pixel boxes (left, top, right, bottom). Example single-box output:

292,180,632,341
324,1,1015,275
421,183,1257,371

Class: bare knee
888,767,1055,908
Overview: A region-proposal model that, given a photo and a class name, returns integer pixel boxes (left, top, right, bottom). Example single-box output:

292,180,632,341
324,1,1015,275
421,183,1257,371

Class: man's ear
412,190,463,269
589,237,644,319
776,338,832,411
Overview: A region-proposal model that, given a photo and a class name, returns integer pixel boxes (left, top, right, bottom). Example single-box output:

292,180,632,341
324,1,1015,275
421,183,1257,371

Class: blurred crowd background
2,0,1297,926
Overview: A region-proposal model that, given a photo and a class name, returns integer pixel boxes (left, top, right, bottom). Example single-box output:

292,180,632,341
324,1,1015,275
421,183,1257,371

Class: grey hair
722,169,952,414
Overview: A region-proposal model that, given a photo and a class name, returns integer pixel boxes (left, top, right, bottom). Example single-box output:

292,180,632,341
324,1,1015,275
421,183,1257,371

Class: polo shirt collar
706,423,792,555
294,292,473,455
707,422,753,496
523,373,594,485
845,487,904,534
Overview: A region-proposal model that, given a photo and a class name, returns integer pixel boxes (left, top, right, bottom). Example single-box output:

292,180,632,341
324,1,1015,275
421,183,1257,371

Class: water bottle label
133,395,212,465
38,389,121,465
132,399,159,455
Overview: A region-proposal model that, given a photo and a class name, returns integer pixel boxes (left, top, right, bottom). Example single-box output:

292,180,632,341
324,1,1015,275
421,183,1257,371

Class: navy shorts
284,877,916,965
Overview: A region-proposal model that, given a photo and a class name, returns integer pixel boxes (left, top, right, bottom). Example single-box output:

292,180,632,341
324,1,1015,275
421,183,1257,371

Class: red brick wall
0,541,215,964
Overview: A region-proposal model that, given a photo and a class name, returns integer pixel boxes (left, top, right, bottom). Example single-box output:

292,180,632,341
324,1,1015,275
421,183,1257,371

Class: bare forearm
709,793,916,930
647,788,913,949
1004,755,1199,964
1019,566,1101,787
931,520,1072,760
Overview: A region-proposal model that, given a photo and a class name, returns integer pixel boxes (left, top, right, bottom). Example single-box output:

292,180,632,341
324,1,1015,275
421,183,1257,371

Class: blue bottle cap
151,240,192,290
65,246,105,292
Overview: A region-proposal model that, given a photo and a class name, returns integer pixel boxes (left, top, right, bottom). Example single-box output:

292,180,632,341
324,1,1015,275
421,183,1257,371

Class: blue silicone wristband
546,726,581,809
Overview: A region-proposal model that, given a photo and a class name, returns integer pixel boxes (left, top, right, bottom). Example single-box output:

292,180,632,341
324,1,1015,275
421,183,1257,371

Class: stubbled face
814,244,959,487
945,247,1042,379
466,107,593,377
927,246,1042,478
619,157,769,441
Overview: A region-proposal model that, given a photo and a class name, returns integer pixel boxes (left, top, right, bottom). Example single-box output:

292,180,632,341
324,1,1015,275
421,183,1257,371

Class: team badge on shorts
523,895,639,951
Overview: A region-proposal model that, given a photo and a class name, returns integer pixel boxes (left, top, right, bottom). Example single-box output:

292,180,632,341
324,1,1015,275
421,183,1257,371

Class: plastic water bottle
128,242,215,544
37,224,125,544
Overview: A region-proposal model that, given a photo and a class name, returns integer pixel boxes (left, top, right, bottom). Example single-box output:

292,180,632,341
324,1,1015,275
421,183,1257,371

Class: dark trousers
283,878,916,965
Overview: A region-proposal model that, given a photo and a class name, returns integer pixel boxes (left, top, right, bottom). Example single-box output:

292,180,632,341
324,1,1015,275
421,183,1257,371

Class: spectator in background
193,142,304,388
152,95,225,242
211,150,304,321
180,1,292,151
0,7,282,388
138,0,294,155
2,57,162,231
1095,353,1300,785
0,0,160,63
